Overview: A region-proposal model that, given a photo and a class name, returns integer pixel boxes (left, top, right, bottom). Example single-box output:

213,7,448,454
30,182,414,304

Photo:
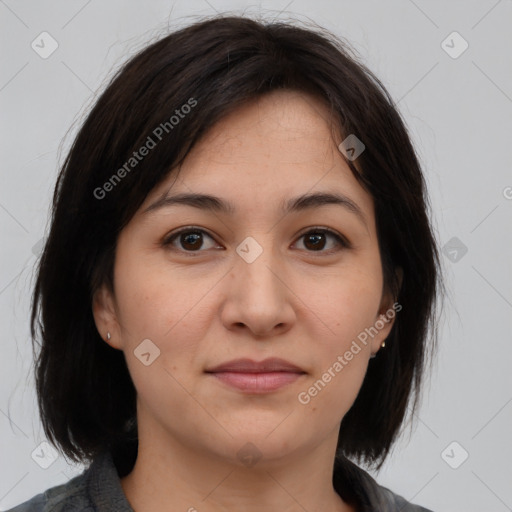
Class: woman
10,14,443,512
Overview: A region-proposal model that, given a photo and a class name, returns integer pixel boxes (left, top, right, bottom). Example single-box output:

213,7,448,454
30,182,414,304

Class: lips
205,357,305,374
205,358,306,393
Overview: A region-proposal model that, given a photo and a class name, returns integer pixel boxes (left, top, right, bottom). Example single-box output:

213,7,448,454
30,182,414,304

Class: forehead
187,90,339,168
138,90,374,224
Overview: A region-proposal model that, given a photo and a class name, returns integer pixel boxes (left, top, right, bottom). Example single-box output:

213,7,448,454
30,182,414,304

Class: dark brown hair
30,14,443,474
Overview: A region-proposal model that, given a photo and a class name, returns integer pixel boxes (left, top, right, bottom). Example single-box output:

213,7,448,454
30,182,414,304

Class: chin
222,426,310,465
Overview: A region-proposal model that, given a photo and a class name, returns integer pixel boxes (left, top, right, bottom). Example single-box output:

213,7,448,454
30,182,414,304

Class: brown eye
303,232,326,251
295,228,349,253
163,228,219,253
179,231,203,251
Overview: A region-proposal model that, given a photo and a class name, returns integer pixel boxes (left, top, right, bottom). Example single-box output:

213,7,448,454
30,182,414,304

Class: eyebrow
143,191,367,228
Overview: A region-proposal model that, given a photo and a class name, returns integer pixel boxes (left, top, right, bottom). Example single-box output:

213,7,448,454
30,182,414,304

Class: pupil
306,233,324,250
182,232,202,250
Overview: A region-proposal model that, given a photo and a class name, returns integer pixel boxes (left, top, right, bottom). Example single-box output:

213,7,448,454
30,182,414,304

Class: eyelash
162,226,351,256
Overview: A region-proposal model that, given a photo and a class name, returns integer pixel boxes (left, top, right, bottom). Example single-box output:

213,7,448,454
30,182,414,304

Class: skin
92,90,399,512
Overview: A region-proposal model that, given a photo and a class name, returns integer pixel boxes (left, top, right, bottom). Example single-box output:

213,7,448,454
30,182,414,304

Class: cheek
307,265,383,347
296,268,381,412
112,254,220,394
299,362,368,431
298,304,373,423
114,272,210,421
113,248,213,341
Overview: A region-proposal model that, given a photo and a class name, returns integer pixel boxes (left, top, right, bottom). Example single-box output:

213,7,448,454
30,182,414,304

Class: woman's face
93,90,397,466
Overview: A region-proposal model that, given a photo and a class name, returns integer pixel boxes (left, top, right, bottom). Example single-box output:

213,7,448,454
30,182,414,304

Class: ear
371,266,403,356
92,283,122,350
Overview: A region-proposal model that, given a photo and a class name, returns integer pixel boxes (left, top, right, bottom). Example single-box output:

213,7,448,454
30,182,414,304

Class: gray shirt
7,451,434,511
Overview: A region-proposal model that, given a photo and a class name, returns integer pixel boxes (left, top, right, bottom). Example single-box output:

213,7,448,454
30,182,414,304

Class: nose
220,239,296,338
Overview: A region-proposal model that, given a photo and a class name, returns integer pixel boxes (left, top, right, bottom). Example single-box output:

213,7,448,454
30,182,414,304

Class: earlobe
379,266,403,316
91,284,122,350
371,266,403,356
370,310,396,358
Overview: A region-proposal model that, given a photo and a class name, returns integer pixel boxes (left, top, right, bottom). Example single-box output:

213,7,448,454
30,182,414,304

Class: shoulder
6,451,133,512
333,456,434,512
5,450,127,512
376,484,434,511
4,471,92,512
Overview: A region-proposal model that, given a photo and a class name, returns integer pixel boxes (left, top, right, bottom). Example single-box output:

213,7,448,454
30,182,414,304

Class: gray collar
82,450,431,512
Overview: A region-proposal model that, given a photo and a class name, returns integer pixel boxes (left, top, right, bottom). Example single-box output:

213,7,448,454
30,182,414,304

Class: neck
120,419,355,512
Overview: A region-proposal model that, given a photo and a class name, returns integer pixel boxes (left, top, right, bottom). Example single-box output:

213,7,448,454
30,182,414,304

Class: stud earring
370,341,387,359
106,332,111,340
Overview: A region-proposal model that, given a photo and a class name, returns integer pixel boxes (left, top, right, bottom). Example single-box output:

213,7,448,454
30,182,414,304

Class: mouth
205,357,306,393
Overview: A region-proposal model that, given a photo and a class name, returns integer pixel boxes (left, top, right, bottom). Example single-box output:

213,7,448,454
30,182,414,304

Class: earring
370,341,387,359
106,332,111,340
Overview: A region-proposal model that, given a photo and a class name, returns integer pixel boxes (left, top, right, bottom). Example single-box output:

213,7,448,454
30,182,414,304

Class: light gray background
1,1,511,511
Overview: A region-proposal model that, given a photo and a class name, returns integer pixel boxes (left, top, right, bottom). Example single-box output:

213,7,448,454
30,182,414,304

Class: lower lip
208,371,304,393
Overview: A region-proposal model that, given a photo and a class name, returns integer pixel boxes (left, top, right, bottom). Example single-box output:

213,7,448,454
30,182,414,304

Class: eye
293,227,350,253
162,226,350,255
163,227,221,254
